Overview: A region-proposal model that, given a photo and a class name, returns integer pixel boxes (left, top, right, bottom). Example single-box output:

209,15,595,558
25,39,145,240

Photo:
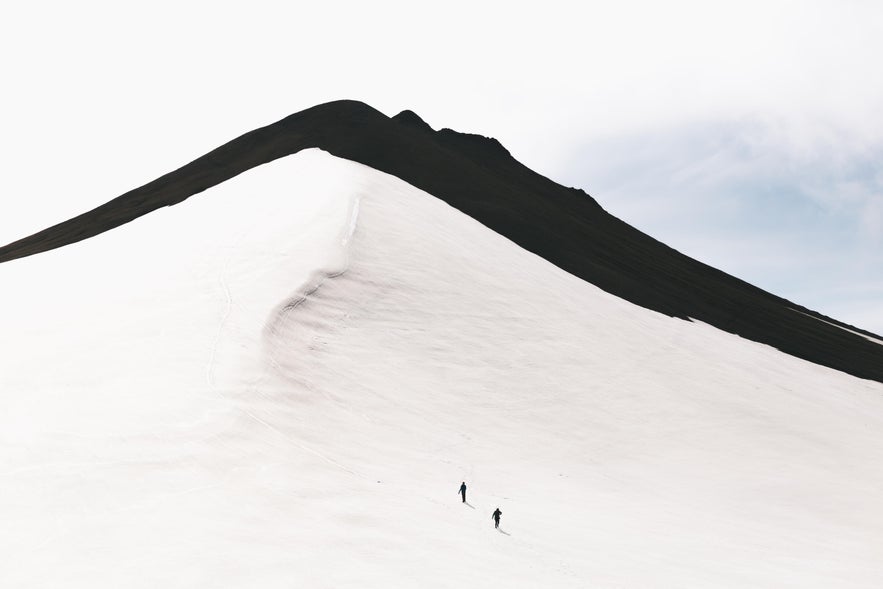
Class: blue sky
558,118,883,332
1,0,881,332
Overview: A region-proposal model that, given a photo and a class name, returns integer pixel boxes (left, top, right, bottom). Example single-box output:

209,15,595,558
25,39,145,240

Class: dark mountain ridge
2,100,881,382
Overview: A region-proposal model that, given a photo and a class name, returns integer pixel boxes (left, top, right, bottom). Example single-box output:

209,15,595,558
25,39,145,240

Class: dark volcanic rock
392,109,434,133
2,100,882,383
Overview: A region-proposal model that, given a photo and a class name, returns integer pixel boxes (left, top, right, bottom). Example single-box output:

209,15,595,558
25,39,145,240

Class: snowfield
2,149,883,588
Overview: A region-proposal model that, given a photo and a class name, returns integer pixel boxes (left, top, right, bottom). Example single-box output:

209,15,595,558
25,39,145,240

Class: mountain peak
2,100,881,382
392,109,434,133
437,128,512,160
393,109,512,161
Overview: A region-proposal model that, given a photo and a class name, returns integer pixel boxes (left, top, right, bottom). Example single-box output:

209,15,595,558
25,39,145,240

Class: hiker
492,507,502,529
458,481,467,503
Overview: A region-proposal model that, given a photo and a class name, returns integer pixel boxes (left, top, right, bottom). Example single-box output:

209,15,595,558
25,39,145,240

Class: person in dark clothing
492,507,502,529
458,482,467,503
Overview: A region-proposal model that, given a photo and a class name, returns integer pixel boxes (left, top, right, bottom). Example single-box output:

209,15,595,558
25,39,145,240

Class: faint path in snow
205,226,251,388
241,408,366,479
205,250,234,387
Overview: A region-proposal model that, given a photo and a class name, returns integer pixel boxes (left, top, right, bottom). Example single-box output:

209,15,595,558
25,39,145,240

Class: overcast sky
2,0,881,333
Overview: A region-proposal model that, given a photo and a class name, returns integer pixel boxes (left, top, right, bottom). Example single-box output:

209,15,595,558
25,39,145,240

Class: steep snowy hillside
2,101,881,382
2,150,882,588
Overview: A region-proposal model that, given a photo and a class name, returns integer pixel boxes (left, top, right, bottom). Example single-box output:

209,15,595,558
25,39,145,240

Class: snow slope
2,149,883,588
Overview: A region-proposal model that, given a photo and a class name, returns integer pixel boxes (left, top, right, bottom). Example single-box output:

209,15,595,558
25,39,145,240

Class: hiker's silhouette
492,508,502,529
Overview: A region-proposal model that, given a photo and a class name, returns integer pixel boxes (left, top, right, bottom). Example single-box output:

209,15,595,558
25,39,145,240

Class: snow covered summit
2,100,881,381
2,150,882,588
